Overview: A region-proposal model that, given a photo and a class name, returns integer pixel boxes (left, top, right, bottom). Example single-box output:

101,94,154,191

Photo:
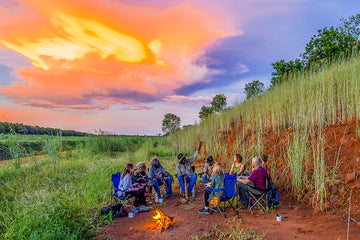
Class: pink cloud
162,95,212,105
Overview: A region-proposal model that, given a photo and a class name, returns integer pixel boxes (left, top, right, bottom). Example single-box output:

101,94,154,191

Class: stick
351,217,360,225
184,175,188,199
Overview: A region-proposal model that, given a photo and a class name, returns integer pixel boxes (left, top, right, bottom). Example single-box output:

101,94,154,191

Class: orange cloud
0,0,234,110
61,118,98,124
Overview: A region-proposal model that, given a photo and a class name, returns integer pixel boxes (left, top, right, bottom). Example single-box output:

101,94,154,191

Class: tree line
0,122,89,136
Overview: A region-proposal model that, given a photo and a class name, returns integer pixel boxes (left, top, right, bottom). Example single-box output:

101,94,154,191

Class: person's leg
237,182,250,204
178,175,185,193
152,178,161,197
187,174,197,193
164,176,173,197
204,189,210,207
203,174,208,185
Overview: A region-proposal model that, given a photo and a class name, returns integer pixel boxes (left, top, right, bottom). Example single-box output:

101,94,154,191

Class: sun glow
0,11,153,70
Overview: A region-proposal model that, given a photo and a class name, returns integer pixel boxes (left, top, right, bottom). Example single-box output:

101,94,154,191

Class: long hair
260,154,268,163
212,162,224,175
121,163,134,180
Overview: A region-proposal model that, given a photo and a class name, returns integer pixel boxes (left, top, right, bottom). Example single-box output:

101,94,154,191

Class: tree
199,106,213,120
301,26,357,67
162,113,181,135
210,94,227,112
198,94,227,120
244,80,265,100
270,59,305,87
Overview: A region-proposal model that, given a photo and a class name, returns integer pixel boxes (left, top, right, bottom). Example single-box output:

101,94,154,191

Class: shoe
211,207,219,212
198,207,210,214
139,205,149,212
192,192,196,198
146,200,153,205
131,206,139,214
166,195,174,199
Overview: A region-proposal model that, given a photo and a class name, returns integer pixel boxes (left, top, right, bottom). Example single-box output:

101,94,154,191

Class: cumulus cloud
0,0,235,110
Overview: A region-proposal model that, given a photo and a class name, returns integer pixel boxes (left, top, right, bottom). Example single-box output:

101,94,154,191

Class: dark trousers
127,189,146,207
204,189,211,207
237,182,262,204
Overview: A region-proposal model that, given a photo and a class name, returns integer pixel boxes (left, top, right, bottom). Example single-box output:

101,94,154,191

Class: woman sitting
198,162,224,214
119,163,149,214
229,154,245,176
133,162,153,198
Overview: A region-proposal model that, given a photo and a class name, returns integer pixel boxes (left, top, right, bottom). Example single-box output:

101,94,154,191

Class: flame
152,209,173,231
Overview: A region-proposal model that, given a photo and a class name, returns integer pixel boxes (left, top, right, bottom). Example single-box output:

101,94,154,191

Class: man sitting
236,156,267,205
148,157,173,202
176,142,202,198
202,156,216,185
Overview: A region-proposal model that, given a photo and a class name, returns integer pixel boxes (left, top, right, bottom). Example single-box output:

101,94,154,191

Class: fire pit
152,209,174,232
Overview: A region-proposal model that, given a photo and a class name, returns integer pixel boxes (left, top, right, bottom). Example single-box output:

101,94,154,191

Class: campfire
152,209,174,232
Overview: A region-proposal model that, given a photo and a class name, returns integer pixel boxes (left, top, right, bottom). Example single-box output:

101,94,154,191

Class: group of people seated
117,139,268,216
198,153,268,214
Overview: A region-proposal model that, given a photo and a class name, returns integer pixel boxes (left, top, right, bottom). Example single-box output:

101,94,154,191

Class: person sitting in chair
203,156,216,185
259,154,268,171
133,162,153,204
176,142,202,198
148,157,174,202
236,156,266,205
229,153,245,176
119,163,149,214
198,162,224,214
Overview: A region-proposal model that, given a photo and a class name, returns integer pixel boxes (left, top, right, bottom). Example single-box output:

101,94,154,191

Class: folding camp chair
247,175,270,212
206,173,239,218
111,172,134,209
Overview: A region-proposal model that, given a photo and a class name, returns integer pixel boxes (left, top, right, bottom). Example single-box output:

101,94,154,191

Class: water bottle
109,210,113,221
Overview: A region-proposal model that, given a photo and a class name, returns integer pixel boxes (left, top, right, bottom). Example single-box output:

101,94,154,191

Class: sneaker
131,206,139,214
192,192,196,198
139,205,149,212
146,200,153,205
198,207,210,214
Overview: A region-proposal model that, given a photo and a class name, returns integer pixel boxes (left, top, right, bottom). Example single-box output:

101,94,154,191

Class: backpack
101,203,128,218
267,176,279,208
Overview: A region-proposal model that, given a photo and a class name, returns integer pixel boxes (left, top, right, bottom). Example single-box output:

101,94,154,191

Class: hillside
172,54,360,214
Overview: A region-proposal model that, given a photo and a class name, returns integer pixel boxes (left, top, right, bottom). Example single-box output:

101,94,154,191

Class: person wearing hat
148,157,174,202
176,142,202,198
202,156,216,185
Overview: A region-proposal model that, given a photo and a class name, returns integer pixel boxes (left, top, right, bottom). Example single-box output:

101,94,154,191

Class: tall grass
171,53,360,210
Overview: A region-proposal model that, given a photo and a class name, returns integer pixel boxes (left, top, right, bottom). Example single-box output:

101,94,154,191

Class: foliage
270,59,305,87
301,26,357,67
199,94,227,120
0,121,89,136
244,80,265,100
162,113,181,135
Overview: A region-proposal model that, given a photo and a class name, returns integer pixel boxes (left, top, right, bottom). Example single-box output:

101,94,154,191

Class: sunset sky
1,0,360,135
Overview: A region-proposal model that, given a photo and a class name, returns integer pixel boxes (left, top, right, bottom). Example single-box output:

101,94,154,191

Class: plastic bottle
109,210,113,221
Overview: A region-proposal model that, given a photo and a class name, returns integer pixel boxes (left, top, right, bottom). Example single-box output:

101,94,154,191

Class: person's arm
186,150,199,164
237,177,251,185
209,175,216,189
238,163,245,175
148,167,154,179
229,162,235,175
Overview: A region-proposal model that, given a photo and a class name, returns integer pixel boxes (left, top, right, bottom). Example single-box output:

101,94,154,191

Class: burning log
152,209,174,232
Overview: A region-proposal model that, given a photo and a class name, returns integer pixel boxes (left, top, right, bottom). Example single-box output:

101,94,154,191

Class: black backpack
101,203,128,218
267,175,279,208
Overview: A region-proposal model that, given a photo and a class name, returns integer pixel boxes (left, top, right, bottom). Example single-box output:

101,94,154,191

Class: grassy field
0,135,177,240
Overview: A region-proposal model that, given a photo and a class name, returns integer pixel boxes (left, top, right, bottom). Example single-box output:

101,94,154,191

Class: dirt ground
99,183,360,240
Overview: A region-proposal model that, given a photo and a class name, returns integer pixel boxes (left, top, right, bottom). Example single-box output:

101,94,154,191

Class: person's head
234,154,243,163
121,163,134,179
206,156,214,165
212,162,224,175
260,154,268,164
177,153,187,164
251,156,261,169
151,157,161,169
136,162,146,172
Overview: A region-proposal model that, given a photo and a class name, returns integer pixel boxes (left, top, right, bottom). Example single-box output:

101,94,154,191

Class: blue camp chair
111,172,133,208
206,173,239,218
